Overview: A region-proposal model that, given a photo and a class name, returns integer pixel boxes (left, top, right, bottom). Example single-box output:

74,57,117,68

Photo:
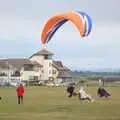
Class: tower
29,47,54,81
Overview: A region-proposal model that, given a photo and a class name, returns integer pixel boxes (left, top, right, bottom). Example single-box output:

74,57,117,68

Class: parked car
9,81,19,87
9,80,26,87
38,81,46,86
0,81,9,86
46,82,54,86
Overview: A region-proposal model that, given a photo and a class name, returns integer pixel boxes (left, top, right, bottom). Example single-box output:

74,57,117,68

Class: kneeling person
67,83,77,98
97,87,110,98
78,86,94,102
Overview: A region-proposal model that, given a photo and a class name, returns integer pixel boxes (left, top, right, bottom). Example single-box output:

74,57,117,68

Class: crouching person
97,87,110,98
67,83,77,98
16,84,24,104
78,86,94,102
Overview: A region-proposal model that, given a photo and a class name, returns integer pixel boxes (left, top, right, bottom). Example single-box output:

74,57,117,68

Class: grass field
0,86,120,120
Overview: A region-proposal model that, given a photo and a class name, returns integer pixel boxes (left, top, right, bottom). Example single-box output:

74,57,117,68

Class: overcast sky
0,0,119,70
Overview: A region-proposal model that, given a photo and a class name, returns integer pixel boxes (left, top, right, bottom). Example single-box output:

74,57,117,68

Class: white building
0,48,72,85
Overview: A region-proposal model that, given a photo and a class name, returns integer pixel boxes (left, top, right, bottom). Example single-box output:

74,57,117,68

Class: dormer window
44,55,48,59
52,70,57,74
44,55,52,59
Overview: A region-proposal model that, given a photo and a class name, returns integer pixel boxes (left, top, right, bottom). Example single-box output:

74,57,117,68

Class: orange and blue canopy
41,11,92,44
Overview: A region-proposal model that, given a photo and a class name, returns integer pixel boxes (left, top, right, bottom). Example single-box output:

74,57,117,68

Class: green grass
0,86,120,120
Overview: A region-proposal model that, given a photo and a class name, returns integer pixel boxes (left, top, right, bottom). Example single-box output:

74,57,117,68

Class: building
0,48,72,85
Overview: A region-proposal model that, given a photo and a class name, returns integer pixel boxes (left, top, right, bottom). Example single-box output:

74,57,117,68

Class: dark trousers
18,96,23,104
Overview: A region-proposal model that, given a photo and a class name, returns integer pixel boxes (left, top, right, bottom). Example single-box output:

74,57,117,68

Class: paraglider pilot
67,83,77,98
97,87,110,98
78,86,94,102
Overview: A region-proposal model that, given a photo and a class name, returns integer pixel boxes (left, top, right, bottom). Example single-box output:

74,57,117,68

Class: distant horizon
0,54,120,72
71,68,120,72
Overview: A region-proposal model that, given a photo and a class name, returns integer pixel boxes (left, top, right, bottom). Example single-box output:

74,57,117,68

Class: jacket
16,86,24,96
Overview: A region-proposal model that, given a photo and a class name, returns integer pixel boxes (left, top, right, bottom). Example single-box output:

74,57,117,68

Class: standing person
98,79,102,87
16,84,24,104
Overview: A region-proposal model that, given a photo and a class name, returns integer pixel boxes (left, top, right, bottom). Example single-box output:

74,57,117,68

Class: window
49,62,52,67
0,72,7,76
11,71,20,76
41,70,44,73
44,55,52,59
44,55,48,59
52,70,57,74
49,70,51,74
24,64,34,71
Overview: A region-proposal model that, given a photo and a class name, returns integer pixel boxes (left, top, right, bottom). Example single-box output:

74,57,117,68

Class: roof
0,61,9,68
30,61,43,67
30,48,53,58
57,71,72,78
52,61,70,71
52,60,71,78
0,59,42,70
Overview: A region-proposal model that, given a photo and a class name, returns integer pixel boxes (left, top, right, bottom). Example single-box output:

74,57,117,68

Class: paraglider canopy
41,11,92,44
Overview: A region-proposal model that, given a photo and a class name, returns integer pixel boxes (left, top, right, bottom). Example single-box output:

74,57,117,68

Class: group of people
66,83,111,102
6,81,111,104
17,83,111,104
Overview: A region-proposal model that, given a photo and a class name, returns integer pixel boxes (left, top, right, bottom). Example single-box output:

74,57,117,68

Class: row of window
23,62,53,72
41,70,57,74
0,71,20,76
0,69,58,77
23,65,40,72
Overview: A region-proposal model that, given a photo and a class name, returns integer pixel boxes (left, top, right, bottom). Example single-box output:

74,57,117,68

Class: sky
0,0,120,71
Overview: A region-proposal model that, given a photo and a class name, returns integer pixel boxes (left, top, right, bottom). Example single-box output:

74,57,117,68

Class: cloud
62,57,120,70
0,15,42,40
0,0,120,22
0,0,119,69
47,22,120,69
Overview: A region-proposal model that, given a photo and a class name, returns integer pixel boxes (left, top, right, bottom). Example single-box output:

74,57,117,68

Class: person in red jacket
16,84,24,104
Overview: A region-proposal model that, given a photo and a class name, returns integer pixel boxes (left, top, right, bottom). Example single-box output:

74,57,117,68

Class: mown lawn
0,86,120,120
